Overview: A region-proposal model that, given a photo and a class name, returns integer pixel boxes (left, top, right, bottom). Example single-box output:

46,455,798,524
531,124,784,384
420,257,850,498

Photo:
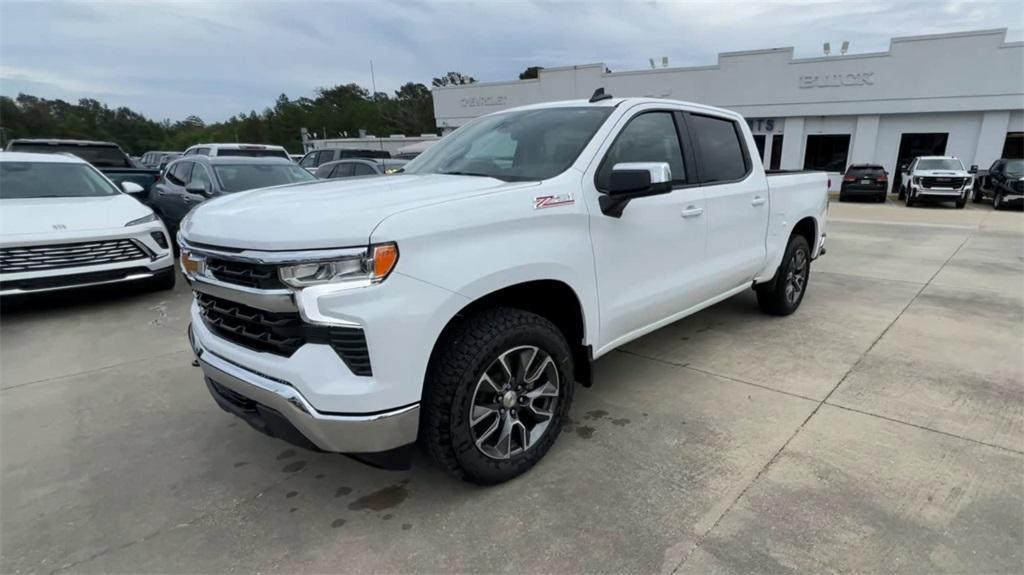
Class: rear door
330,162,355,179
689,112,768,293
160,160,194,228
585,106,708,347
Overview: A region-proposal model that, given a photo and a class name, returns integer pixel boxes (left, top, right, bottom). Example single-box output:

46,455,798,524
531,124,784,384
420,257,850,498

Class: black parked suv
839,164,888,202
972,158,1024,210
149,156,315,238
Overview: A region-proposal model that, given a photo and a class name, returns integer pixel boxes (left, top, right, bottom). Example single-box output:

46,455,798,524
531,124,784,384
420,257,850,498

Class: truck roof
498,96,743,121
8,138,120,147
187,143,288,150
0,151,88,164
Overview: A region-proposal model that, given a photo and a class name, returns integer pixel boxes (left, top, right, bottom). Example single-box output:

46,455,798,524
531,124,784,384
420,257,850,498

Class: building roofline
430,28,1018,92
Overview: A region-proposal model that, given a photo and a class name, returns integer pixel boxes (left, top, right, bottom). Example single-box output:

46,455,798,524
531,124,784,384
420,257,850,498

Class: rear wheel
756,235,810,316
994,193,1004,210
877,193,887,203
422,308,574,484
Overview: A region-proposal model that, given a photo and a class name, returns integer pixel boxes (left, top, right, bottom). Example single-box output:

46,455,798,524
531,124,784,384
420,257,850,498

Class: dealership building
432,29,1023,189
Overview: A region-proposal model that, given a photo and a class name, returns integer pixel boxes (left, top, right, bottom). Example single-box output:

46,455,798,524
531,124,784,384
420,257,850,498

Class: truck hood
181,174,534,250
0,195,152,237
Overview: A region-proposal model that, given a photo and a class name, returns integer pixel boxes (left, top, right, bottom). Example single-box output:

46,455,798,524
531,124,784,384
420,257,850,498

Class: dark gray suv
150,156,315,235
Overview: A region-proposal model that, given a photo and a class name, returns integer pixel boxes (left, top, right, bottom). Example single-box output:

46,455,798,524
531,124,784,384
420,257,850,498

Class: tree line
0,72,479,155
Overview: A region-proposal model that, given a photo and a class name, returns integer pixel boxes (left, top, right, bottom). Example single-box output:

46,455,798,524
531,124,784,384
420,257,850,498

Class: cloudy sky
1,0,1021,122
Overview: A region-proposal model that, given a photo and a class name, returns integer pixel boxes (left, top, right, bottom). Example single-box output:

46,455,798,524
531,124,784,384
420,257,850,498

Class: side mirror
969,165,978,174
185,181,211,196
601,162,673,217
121,181,145,197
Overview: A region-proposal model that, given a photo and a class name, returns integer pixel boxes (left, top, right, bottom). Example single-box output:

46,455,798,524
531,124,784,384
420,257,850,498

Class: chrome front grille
0,240,150,273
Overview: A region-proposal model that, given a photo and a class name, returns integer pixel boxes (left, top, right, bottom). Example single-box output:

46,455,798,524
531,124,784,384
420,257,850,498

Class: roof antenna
589,87,613,103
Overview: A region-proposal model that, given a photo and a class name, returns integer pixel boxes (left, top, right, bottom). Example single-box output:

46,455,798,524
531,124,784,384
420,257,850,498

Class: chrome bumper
190,325,419,453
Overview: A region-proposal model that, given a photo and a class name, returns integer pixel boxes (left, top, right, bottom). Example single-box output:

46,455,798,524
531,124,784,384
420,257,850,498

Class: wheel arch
426,279,593,389
791,216,817,252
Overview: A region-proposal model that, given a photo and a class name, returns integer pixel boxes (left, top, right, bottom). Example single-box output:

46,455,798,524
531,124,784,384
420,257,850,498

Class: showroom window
803,134,851,172
770,135,784,170
1003,132,1023,159
753,135,766,162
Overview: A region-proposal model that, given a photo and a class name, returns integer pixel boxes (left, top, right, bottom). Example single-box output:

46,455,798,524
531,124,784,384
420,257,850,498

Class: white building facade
432,29,1023,189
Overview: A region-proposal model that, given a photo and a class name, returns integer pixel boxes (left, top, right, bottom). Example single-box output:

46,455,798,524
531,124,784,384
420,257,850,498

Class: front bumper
190,323,420,453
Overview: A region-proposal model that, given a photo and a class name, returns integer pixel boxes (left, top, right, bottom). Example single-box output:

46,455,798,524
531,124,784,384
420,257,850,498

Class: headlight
278,243,398,289
124,212,158,227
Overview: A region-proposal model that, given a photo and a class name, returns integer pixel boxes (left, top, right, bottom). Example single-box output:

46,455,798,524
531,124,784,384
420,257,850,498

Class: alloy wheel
784,248,808,304
469,345,559,460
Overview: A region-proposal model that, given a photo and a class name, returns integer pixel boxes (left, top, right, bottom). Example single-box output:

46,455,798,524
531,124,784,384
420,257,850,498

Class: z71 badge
533,193,575,209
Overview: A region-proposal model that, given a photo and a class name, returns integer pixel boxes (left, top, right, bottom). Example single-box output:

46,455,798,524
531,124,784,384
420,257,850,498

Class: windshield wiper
439,171,498,178
438,171,537,182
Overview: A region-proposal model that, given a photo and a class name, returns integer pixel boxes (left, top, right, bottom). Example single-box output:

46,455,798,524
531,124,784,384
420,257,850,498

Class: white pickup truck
181,94,828,484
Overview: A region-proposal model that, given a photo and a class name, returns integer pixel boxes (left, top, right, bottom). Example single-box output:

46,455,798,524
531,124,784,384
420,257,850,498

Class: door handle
681,206,704,218
751,196,767,206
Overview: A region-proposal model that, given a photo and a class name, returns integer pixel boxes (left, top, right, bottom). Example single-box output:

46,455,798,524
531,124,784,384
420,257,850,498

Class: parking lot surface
2,200,1021,574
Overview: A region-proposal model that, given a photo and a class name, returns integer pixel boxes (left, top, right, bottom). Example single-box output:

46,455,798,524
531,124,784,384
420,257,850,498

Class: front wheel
955,197,966,209
756,234,811,316
994,194,1004,210
422,308,574,484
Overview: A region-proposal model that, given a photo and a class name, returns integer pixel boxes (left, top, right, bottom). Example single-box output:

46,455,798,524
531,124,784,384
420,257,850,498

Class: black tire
756,234,811,316
149,268,176,291
955,198,966,209
877,193,887,203
994,193,1003,211
838,192,847,202
898,183,906,201
905,191,915,207
422,308,574,485
972,187,982,203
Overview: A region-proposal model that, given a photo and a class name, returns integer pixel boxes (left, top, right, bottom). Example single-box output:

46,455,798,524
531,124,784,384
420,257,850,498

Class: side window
196,147,211,156
189,164,212,190
183,149,196,156
317,150,336,166
300,152,318,168
169,161,193,185
596,111,686,190
331,163,354,178
690,114,749,183
352,163,377,176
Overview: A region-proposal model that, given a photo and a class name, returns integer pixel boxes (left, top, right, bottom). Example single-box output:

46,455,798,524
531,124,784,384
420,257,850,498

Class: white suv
899,156,973,208
0,152,175,296
182,143,291,161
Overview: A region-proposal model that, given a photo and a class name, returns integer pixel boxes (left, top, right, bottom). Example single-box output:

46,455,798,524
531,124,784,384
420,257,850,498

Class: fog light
151,231,169,249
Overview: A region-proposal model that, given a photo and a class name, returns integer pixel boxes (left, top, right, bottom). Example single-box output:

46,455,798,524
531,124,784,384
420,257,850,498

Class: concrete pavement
2,199,1021,574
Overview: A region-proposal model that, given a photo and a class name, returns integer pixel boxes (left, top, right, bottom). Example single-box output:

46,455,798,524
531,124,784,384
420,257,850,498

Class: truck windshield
403,107,613,181
7,143,131,167
213,164,316,192
0,162,120,198
1004,159,1024,177
916,159,964,171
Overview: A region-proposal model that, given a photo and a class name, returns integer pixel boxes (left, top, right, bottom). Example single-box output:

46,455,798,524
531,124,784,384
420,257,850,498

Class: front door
584,107,708,350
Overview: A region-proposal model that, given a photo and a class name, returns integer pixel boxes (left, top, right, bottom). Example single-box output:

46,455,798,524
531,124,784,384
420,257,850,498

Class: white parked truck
897,156,973,208
181,93,828,484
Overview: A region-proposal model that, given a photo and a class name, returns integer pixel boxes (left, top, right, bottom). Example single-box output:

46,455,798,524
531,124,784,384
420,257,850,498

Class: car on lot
898,156,972,208
140,151,181,169
149,156,315,238
182,143,291,160
839,163,888,202
972,158,1024,210
0,152,174,296
5,139,160,201
297,148,391,173
314,158,409,179
179,94,828,484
